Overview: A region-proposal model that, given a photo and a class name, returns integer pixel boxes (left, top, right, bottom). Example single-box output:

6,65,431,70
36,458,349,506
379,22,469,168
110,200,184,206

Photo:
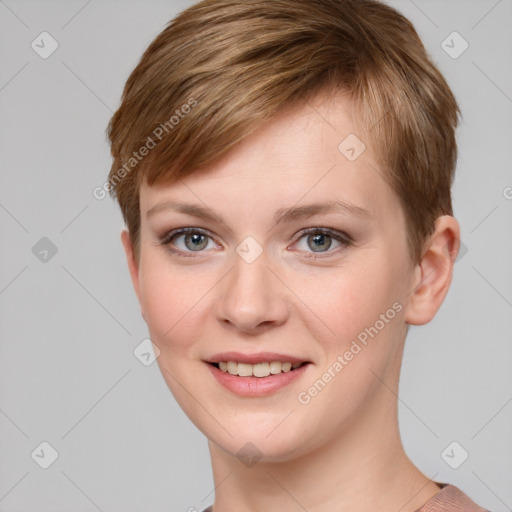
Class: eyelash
158,227,353,259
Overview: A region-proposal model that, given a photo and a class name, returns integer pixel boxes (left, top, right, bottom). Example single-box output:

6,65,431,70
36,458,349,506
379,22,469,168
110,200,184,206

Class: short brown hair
106,0,460,264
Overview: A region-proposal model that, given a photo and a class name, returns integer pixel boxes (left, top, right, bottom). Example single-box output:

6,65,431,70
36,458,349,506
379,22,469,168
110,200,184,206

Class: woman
105,1,490,510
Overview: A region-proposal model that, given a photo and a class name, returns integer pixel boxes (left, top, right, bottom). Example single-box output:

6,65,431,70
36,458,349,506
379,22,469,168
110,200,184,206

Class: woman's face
125,92,418,461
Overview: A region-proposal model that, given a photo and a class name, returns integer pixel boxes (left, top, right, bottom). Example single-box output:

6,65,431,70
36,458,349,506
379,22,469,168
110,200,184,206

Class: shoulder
416,483,491,512
201,484,490,512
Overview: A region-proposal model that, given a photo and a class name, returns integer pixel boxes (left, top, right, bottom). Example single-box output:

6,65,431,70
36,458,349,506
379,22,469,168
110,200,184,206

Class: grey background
0,0,511,511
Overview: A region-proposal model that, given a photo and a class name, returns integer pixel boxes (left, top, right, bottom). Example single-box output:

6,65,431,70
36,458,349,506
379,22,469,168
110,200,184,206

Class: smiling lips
206,351,310,377
205,352,312,395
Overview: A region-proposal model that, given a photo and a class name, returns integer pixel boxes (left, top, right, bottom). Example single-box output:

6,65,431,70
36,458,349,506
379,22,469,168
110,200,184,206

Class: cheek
292,265,406,429
294,256,403,351
138,257,216,351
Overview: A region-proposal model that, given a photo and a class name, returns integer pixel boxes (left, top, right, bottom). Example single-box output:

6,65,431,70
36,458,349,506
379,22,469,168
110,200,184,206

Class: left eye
293,229,351,254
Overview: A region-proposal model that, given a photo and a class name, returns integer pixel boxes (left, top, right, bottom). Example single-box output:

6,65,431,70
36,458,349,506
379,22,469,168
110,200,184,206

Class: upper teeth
218,361,302,377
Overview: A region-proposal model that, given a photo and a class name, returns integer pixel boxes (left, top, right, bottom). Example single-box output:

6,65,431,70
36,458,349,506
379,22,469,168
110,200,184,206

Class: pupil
186,233,207,251
309,233,331,252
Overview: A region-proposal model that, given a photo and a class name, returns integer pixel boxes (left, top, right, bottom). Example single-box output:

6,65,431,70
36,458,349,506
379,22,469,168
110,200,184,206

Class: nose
216,248,289,334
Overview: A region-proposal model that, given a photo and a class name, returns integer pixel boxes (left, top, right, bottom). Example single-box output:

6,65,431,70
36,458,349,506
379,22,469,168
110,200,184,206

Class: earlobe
120,230,143,315
404,215,460,325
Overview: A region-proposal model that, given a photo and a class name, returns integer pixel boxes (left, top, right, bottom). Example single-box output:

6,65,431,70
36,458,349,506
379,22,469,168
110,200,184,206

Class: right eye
160,228,216,257
159,227,219,257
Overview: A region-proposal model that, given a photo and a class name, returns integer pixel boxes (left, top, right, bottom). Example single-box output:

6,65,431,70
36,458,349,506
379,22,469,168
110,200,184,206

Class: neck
206,377,440,512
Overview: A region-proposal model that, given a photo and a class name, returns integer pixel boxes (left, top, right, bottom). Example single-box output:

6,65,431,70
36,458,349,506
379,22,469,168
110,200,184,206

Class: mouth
207,360,309,378
203,352,312,396
204,353,313,397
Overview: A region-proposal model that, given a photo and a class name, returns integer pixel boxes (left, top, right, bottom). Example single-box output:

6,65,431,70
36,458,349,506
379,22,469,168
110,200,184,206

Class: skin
121,90,460,512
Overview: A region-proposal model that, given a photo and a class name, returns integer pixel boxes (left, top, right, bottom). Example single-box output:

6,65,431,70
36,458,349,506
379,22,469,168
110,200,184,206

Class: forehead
139,91,398,226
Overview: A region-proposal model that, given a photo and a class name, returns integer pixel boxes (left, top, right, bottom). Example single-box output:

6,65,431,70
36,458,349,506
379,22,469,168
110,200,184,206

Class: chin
210,429,310,464
198,410,318,464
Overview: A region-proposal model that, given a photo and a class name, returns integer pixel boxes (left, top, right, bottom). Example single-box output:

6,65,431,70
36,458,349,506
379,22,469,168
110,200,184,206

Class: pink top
201,483,490,512
416,483,490,512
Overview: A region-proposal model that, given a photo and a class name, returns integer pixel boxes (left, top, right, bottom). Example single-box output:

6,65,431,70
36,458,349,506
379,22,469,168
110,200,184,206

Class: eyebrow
146,199,372,224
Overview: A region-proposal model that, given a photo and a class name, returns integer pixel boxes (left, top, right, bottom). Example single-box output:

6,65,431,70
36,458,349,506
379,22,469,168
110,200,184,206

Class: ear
404,215,460,325
120,230,144,319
